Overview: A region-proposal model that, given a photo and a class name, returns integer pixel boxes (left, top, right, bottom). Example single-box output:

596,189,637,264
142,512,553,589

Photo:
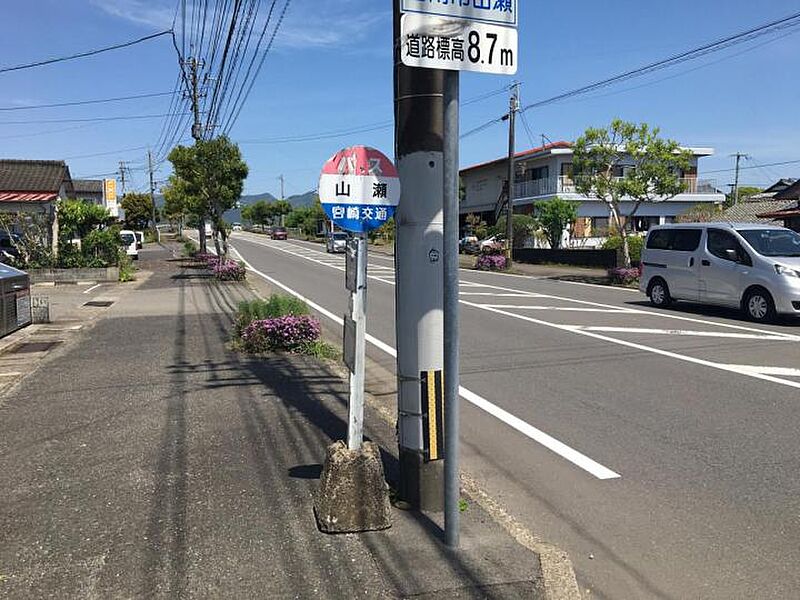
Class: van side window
646,230,671,250
707,229,751,265
670,229,702,251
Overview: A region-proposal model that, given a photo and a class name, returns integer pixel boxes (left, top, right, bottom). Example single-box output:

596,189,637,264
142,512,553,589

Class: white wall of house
460,147,725,235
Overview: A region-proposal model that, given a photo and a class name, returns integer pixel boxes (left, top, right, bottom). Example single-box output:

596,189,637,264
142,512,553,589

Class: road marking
461,300,800,391
459,292,541,297
233,236,800,390
481,306,632,313
230,245,621,480
728,365,800,377
574,326,794,341
82,284,102,294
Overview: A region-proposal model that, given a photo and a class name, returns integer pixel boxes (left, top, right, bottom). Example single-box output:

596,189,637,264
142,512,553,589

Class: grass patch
234,295,310,336
299,340,339,360
459,499,469,512
119,256,136,282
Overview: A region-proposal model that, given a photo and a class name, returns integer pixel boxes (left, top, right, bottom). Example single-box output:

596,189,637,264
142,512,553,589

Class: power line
703,158,800,174
519,11,800,114
0,30,173,74
0,91,177,112
0,112,190,125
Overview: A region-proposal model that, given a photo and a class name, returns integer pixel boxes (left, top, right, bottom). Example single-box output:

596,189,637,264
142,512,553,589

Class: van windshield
333,233,347,240
738,229,800,257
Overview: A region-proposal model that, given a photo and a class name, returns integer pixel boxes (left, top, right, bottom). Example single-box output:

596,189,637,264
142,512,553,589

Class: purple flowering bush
213,259,246,281
241,315,321,353
608,267,640,285
475,253,508,271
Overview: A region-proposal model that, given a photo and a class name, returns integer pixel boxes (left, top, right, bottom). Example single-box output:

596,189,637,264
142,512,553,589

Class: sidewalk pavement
0,243,551,599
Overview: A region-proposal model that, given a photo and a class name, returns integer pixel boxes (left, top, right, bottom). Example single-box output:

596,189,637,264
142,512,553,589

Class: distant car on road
271,226,288,240
134,231,144,250
326,231,348,253
232,223,243,232
479,235,505,253
459,235,479,254
640,222,800,323
120,230,138,261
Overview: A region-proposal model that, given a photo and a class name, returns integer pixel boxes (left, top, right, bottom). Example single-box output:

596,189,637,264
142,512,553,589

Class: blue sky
1,0,798,196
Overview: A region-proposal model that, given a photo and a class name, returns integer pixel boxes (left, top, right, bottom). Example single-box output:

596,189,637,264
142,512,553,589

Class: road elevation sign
401,0,518,26
400,14,517,75
318,146,401,234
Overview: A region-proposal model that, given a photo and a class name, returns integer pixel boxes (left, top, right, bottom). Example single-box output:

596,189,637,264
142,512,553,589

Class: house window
591,217,610,236
526,166,549,181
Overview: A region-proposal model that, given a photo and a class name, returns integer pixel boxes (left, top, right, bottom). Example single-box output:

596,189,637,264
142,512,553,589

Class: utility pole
731,152,749,205
185,56,207,251
118,161,127,197
147,149,159,242
393,0,445,512
505,83,519,265
278,174,286,226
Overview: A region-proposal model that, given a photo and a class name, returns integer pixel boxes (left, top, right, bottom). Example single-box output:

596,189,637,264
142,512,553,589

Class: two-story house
460,141,726,246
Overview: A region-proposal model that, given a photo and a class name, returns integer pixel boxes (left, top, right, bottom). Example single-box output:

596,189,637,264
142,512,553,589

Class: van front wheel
648,278,671,308
743,288,776,323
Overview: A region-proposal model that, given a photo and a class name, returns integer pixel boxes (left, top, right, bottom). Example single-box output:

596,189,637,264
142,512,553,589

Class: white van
640,222,800,322
120,230,138,261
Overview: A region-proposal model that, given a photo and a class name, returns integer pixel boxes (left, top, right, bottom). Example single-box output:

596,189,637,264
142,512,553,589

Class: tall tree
121,193,154,231
169,135,248,257
573,119,691,267
161,175,196,237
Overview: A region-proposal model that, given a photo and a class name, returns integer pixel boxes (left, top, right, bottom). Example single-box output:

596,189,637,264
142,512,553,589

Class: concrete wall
29,267,119,284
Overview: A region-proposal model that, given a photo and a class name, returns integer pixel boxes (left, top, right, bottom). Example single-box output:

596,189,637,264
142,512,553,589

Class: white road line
82,284,102,294
459,292,541,298
464,280,800,342
575,326,794,341
481,306,631,313
731,365,800,377
461,300,800,391
233,236,800,390
230,245,621,481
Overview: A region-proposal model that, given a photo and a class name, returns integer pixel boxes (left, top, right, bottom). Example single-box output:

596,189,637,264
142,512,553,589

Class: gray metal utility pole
186,56,207,251
118,161,127,197
147,149,159,242
393,0,445,511
442,69,461,547
505,83,519,265
731,152,749,205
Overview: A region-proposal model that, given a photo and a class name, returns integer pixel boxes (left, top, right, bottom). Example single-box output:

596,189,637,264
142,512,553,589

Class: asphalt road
230,231,800,600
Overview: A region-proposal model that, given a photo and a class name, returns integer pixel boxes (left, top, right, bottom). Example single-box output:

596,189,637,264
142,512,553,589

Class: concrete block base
314,441,392,534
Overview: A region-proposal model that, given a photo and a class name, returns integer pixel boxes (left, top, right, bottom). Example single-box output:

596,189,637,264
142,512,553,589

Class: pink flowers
241,315,322,353
608,267,640,284
475,254,508,271
212,259,246,281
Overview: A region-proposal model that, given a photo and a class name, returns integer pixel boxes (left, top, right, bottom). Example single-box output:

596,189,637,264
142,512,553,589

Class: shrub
182,240,196,257
213,259,246,281
608,267,641,285
235,295,310,336
475,254,508,271
119,255,136,282
603,235,644,263
241,315,321,353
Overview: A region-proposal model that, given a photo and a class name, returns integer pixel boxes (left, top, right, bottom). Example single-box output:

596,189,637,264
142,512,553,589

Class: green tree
726,186,762,207
169,135,248,257
573,119,691,267
286,197,325,237
534,197,578,249
162,175,195,237
491,214,537,249
272,199,293,226
121,193,154,231
59,199,112,239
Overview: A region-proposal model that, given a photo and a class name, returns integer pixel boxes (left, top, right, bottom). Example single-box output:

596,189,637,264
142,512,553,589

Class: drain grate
84,300,114,308
6,341,62,354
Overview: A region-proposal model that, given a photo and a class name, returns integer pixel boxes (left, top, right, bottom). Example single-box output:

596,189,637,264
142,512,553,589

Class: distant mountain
285,190,317,208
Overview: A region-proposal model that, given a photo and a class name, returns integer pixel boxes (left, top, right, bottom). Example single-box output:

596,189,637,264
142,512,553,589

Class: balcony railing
514,176,718,199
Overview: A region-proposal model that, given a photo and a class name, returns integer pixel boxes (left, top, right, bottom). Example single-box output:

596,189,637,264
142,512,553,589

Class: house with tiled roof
459,141,725,247
0,159,75,254
720,178,800,232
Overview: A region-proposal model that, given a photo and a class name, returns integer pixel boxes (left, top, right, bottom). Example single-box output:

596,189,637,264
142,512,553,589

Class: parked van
640,222,800,322
120,230,138,261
